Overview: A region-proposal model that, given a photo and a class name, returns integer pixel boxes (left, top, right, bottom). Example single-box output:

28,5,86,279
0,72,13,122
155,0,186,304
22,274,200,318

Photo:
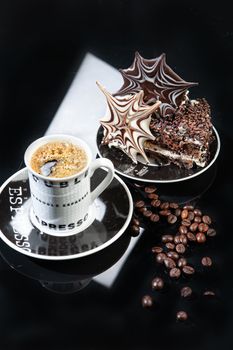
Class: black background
0,1,233,349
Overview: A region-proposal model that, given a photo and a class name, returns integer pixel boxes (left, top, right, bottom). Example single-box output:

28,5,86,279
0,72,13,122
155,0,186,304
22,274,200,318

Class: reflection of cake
97,52,214,169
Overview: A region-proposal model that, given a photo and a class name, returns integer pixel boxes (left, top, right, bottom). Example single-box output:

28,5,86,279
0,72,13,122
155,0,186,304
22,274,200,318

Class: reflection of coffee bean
181,286,192,298
203,290,215,296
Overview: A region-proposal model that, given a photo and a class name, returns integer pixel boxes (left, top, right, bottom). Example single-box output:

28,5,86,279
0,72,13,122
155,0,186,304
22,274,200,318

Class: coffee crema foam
30,141,88,178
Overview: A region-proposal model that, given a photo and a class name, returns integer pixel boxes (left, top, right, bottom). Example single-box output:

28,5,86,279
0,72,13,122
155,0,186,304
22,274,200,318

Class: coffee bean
151,199,161,207
169,202,179,209
183,205,194,211
152,246,163,254
198,223,209,232
144,186,157,193
142,295,153,307
194,216,202,223
196,232,206,243
176,243,186,254
131,225,140,236
181,209,189,219
162,235,174,243
180,234,188,245
132,218,140,226
182,265,195,275
151,277,164,290
188,211,195,221
189,222,198,232
207,228,216,237
164,257,176,269
194,209,202,216
187,232,196,241
147,193,159,199
174,235,181,244
159,209,171,216
138,207,147,214
179,225,188,235
203,290,215,296
201,256,212,267
160,202,170,210
176,311,188,321
181,219,191,227
156,253,167,264
181,286,192,298
135,200,145,208
177,257,187,268
166,242,175,250
169,267,181,278
202,215,212,225
143,210,153,218
175,208,181,217
150,213,160,222
167,251,179,260
167,214,177,224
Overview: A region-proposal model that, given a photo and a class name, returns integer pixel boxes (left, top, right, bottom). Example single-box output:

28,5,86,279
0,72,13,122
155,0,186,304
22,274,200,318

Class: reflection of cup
24,134,114,235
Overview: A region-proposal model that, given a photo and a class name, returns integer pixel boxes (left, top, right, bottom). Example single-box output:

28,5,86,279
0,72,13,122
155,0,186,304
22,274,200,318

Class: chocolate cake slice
144,98,213,168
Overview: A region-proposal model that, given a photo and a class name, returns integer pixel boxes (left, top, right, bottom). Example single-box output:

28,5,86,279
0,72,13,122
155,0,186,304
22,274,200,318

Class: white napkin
46,53,141,288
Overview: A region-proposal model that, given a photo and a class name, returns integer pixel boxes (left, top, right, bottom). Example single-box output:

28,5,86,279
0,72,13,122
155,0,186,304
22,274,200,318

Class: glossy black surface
0,1,233,349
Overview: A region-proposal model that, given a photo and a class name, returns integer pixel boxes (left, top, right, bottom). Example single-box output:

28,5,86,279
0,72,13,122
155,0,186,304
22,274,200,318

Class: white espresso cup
24,134,114,236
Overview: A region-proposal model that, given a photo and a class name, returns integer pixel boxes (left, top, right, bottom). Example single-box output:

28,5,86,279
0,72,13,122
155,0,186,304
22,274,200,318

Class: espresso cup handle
90,158,114,202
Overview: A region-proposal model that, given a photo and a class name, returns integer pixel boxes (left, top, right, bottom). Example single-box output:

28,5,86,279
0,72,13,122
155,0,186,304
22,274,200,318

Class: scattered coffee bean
183,205,194,211
135,200,145,208
194,209,202,216
138,207,147,214
166,242,175,250
167,251,179,260
164,257,176,269
196,232,206,243
142,295,153,308
181,286,192,298
181,219,191,227
198,223,209,232
201,256,212,267
187,232,196,241
202,215,212,225
188,211,195,221
179,225,188,235
143,210,153,218
175,208,181,217
156,253,167,264
174,235,181,244
160,202,170,210
177,257,187,268
151,199,161,207
167,214,177,224
203,290,215,296
179,234,188,245
176,243,186,254
189,222,198,232
131,225,140,236
150,213,160,222
152,277,164,290
162,235,174,243
176,311,188,321
207,228,216,237
181,209,189,219
169,202,179,209
194,216,202,223
182,265,195,275
169,267,181,278
144,186,157,193
132,217,140,226
159,209,171,216
147,193,159,199
152,246,163,254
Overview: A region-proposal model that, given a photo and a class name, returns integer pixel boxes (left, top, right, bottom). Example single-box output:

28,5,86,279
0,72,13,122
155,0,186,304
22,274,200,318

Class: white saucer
0,168,133,260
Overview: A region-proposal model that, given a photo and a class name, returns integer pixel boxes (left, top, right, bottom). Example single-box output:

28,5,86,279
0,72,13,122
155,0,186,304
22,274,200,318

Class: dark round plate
0,168,133,260
96,126,220,183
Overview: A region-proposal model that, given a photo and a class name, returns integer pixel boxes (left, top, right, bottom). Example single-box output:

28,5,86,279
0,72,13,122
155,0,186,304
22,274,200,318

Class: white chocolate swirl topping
114,52,198,117
97,81,161,163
